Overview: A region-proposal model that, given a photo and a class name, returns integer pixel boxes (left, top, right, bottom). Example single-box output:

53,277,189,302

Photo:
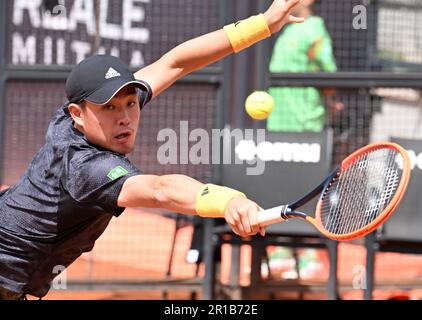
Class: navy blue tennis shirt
0,83,152,297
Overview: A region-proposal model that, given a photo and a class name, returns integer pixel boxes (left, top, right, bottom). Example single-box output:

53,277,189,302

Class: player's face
81,85,141,155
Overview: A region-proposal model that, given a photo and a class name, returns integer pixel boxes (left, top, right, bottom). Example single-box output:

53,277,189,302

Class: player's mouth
114,130,133,144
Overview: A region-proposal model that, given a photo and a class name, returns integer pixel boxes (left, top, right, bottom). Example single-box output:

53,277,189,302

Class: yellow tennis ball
245,91,274,120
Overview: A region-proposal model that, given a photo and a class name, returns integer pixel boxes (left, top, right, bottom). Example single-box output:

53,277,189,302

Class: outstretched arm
118,174,264,238
135,0,304,98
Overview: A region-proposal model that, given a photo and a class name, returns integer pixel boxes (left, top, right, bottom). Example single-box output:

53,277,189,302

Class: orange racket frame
257,142,411,241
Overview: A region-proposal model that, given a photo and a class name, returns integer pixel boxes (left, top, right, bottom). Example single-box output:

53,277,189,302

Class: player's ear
68,103,85,127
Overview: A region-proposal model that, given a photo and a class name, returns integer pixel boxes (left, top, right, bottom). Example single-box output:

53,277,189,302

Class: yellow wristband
196,184,246,218
223,13,271,53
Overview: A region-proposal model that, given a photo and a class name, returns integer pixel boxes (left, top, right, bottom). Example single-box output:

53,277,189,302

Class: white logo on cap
105,67,121,79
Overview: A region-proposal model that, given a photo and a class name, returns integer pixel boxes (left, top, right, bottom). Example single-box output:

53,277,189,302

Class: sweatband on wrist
223,13,271,53
196,184,246,218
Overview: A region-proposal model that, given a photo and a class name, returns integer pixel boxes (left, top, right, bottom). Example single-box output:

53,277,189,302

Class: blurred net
3,0,221,289
3,0,422,299
313,0,422,71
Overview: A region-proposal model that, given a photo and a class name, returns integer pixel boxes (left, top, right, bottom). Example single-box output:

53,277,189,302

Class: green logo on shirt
107,166,129,181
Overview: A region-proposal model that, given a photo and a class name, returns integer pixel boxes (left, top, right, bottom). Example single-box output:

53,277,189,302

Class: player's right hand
264,0,305,34
224,196,266,238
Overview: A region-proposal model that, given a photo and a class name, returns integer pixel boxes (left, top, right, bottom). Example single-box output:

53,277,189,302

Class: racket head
309,142,411,241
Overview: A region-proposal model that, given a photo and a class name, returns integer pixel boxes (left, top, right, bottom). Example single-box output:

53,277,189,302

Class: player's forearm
134,30,232,97
118,175,264,237
146,7,285,80
134,0,303,98
161,29,233,78
135,11,274,97
118,174,247,218
151,174,204,214
167,1,307,73
118,174,203,215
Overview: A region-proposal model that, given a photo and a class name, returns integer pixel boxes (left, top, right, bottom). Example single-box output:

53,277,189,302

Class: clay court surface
17,208,422,300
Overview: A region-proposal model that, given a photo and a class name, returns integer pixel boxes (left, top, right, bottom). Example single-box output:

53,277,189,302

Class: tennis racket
257,142,411,241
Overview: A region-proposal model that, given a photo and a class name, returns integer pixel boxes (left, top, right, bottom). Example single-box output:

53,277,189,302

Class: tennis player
0,0,304,300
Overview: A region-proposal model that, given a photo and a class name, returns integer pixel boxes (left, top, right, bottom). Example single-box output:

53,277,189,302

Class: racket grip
257,205,287,227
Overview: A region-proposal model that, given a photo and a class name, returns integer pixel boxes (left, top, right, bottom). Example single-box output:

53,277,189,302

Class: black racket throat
276,205,308,220
282,167,340,220
284,210,308,220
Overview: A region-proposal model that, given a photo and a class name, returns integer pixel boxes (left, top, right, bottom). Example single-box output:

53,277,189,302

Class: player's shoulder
45,104,80,148
68,146,128,168
65,147,139,186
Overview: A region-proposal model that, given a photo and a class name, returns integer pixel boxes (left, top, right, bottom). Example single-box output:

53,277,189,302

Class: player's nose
117,109,131,126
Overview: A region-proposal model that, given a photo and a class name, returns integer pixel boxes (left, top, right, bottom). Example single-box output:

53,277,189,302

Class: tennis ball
245,91,274,120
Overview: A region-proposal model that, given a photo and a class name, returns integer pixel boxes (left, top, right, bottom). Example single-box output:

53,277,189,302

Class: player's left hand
264,0,305,34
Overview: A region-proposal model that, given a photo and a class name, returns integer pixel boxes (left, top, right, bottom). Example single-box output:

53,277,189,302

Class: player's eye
128,101,137,108
103,104,115,111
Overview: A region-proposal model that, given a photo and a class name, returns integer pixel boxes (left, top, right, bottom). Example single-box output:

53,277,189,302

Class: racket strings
320,149,401,235
343,150,399,232
341,150,399,233
339,151,392,233
339,152,398,234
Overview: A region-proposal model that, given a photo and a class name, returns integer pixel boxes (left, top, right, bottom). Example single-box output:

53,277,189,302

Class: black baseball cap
66,55,149,104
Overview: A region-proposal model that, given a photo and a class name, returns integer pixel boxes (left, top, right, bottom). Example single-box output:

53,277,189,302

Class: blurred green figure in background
266,0,338,280
267,0,338,132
